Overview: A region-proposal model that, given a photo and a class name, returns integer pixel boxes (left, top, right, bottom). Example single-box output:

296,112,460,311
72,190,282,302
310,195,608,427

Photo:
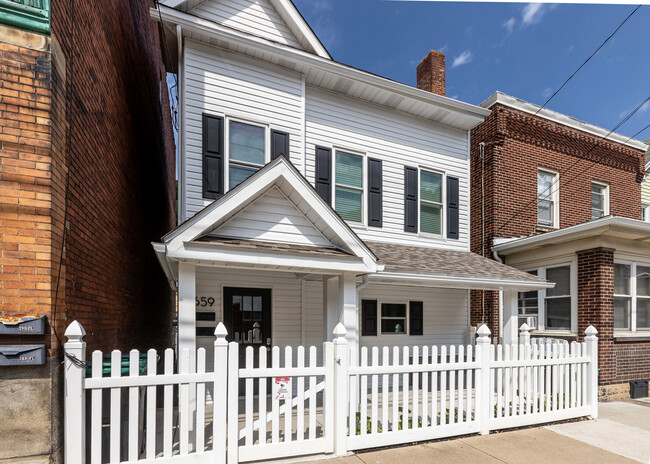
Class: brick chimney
417,50,446,96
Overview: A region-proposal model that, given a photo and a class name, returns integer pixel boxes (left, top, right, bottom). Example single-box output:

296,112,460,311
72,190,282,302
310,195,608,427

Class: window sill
614,332,650,342
530,330,577,340
535,225,558,233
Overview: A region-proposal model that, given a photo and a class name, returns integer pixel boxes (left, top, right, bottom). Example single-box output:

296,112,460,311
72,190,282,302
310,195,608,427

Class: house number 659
195,297,215,307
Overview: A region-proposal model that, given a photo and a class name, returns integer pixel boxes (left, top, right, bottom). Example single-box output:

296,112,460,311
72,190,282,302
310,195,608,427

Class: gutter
149,5,490,126
152,242,177,291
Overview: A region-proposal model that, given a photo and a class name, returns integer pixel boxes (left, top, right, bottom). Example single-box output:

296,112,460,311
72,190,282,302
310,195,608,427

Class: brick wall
469,104,645,339
577,247,615,382
47,0,176,353
0,28,67,356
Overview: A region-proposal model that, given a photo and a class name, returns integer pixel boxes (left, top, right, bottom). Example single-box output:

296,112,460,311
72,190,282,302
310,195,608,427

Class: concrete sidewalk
296,427,636,464
297,400,650,464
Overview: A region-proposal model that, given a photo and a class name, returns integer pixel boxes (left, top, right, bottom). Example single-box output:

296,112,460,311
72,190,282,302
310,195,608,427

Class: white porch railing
64,322,598,464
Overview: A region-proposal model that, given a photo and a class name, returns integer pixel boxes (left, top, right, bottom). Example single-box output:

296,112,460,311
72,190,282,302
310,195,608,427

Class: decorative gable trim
162,156,380,272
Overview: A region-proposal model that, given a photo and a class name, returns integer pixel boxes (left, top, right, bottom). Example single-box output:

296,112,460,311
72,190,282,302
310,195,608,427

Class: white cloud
522,3,545,26
452,50,473,68
618,101,650,120
541,87,553,99
503,17,516,33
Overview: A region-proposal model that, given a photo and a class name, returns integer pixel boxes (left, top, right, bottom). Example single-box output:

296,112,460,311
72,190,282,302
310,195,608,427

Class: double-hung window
228,120,267,189
537,169,558,227
380,303,407,334
591,182,609,220
518,270,539,328
545,266,571,330
334,151,364,223
420,169,443,235
614,262,650,331
518,264,573,331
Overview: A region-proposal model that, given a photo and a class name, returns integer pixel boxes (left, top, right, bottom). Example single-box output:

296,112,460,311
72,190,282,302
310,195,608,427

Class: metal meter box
0,314,46,335
0,345,46,366
630,380,649,399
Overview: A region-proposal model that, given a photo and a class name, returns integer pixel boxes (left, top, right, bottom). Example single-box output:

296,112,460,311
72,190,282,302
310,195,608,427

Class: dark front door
223,287,272,365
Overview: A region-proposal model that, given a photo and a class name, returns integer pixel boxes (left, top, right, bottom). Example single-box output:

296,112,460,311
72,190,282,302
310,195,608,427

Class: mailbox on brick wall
0,345,46,366
0,314,46,335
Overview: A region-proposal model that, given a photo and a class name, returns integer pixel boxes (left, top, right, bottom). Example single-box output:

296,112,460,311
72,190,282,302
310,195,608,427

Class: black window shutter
202,114,224,199
447,176,459,239
409,301,423,335
315,146,332,204
404,166,418,232
271,130,290,160
367,158,383,227
361,300,378,336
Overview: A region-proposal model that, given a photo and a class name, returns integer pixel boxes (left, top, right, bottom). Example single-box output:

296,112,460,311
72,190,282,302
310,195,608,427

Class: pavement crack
458,438,510,464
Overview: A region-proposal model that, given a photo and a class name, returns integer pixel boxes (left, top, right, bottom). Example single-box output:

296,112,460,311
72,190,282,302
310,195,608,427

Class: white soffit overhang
482,92,648,152
155,157,379,274
150,5,489,131
493,217,650,256
369,271,554,291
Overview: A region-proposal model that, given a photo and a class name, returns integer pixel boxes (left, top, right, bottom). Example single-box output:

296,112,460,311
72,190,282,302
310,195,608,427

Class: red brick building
470,92,649,399
0,1,175,461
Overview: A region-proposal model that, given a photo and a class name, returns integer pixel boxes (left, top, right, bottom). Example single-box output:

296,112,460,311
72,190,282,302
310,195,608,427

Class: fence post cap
214,322,228,338
585,325,598,337
476,324,491,337
64,320,86,340
333,322,347,341
519,322,530,332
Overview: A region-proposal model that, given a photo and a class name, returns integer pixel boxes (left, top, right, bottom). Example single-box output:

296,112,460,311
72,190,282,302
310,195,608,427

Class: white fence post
585,325,599,419
333,323,348,456
213,323,228,464
476,324,492,435
64,321,87,464
227,340,239,464
519,323,531,346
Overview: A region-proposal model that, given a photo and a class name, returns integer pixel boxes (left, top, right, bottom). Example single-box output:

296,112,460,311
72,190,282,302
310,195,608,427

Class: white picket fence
64,322,599,464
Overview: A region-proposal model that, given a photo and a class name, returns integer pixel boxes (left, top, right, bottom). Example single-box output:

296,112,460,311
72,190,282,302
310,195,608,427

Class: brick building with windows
470,91,650,399
0,1,176,462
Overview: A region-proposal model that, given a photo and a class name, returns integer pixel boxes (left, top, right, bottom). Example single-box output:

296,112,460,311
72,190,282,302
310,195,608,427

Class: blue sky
292,1,649,141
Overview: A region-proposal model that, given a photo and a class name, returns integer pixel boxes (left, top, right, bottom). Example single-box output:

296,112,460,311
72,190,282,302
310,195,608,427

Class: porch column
339,273,358,364
178,261,196,372
502,288,519,345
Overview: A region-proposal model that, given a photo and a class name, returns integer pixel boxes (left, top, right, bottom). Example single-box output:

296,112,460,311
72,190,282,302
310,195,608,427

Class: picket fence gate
64,321,599,464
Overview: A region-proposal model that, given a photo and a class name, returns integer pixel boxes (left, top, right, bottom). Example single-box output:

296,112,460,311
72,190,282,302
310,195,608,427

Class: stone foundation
598,382,650,401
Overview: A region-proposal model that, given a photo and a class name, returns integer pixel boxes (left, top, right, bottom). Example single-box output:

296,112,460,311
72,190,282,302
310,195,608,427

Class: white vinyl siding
211,186,332,246
187,0,303,49
183,40,303,218
359,284,469,349
305,86,470,250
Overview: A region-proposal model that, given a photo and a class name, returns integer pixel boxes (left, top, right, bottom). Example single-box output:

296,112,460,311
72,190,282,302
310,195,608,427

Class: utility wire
495,96,650,234
533,5,641,118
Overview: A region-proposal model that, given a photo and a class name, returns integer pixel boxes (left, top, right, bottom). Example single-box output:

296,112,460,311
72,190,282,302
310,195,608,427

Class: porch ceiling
367,242,553,290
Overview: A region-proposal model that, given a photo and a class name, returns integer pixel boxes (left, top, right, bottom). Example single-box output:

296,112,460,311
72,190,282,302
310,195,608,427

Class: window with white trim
614,262,650,332
591,182,609,220
420,169,444,235
642,204,650,222
537,169,558,228
518,270,539,328
334,150,364,223
228,120,267,189
380,303,407,334
517,264,573,331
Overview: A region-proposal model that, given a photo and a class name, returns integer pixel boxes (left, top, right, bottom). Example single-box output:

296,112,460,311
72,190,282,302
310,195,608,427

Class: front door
223,287,272,367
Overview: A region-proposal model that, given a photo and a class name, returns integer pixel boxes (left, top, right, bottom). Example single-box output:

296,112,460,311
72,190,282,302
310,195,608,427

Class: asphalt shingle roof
367,242,546,283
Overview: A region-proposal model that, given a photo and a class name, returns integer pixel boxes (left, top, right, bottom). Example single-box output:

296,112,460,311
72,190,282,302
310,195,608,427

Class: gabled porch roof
153,157,382,288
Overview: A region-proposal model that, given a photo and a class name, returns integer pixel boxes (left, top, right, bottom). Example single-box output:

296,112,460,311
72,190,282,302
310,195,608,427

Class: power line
533,5,641,117
494,95,650,234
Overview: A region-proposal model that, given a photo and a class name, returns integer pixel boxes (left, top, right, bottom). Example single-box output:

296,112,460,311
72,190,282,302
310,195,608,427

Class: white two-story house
151,0,550,371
